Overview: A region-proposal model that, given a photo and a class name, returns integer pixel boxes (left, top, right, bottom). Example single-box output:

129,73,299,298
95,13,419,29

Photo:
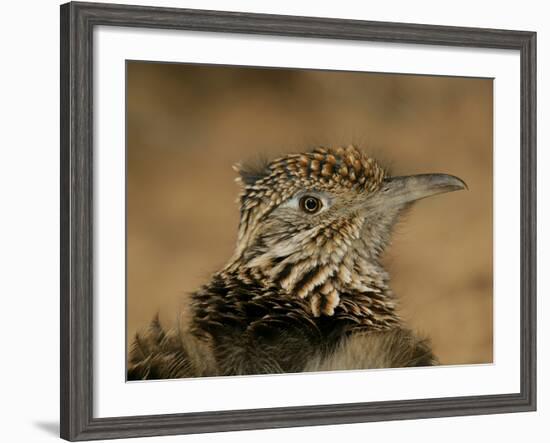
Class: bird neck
223,248,400,330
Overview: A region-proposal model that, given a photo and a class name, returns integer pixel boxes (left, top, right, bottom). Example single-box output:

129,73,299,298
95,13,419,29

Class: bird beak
376,173,467,208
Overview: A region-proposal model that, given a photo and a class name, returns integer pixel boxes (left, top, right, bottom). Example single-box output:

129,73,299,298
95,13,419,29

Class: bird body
128,145,465,380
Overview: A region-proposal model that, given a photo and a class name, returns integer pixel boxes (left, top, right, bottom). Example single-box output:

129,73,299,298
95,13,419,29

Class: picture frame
60,1,537,441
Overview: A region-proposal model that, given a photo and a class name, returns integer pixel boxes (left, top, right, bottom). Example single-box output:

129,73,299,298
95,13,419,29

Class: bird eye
299,195,322,214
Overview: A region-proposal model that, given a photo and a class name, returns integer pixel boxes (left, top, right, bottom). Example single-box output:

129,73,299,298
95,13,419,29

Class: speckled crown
235,145,387,213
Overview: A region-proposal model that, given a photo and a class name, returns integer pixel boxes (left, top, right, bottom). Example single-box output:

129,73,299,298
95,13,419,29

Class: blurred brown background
127,61,493,365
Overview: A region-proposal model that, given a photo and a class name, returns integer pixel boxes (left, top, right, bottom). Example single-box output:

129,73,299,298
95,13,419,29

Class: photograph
55,1,537,440
126,61,493,380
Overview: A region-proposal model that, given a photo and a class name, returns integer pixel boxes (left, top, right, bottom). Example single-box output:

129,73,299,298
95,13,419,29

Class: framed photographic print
60,1,537,441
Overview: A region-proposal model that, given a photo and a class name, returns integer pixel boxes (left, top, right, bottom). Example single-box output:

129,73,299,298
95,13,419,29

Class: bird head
229,145,466,317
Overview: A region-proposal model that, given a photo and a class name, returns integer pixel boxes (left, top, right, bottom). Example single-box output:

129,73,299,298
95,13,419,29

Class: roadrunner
128,145,466,380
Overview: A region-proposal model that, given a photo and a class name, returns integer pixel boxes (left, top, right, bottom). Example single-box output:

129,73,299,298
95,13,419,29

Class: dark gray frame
60,1,537,441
